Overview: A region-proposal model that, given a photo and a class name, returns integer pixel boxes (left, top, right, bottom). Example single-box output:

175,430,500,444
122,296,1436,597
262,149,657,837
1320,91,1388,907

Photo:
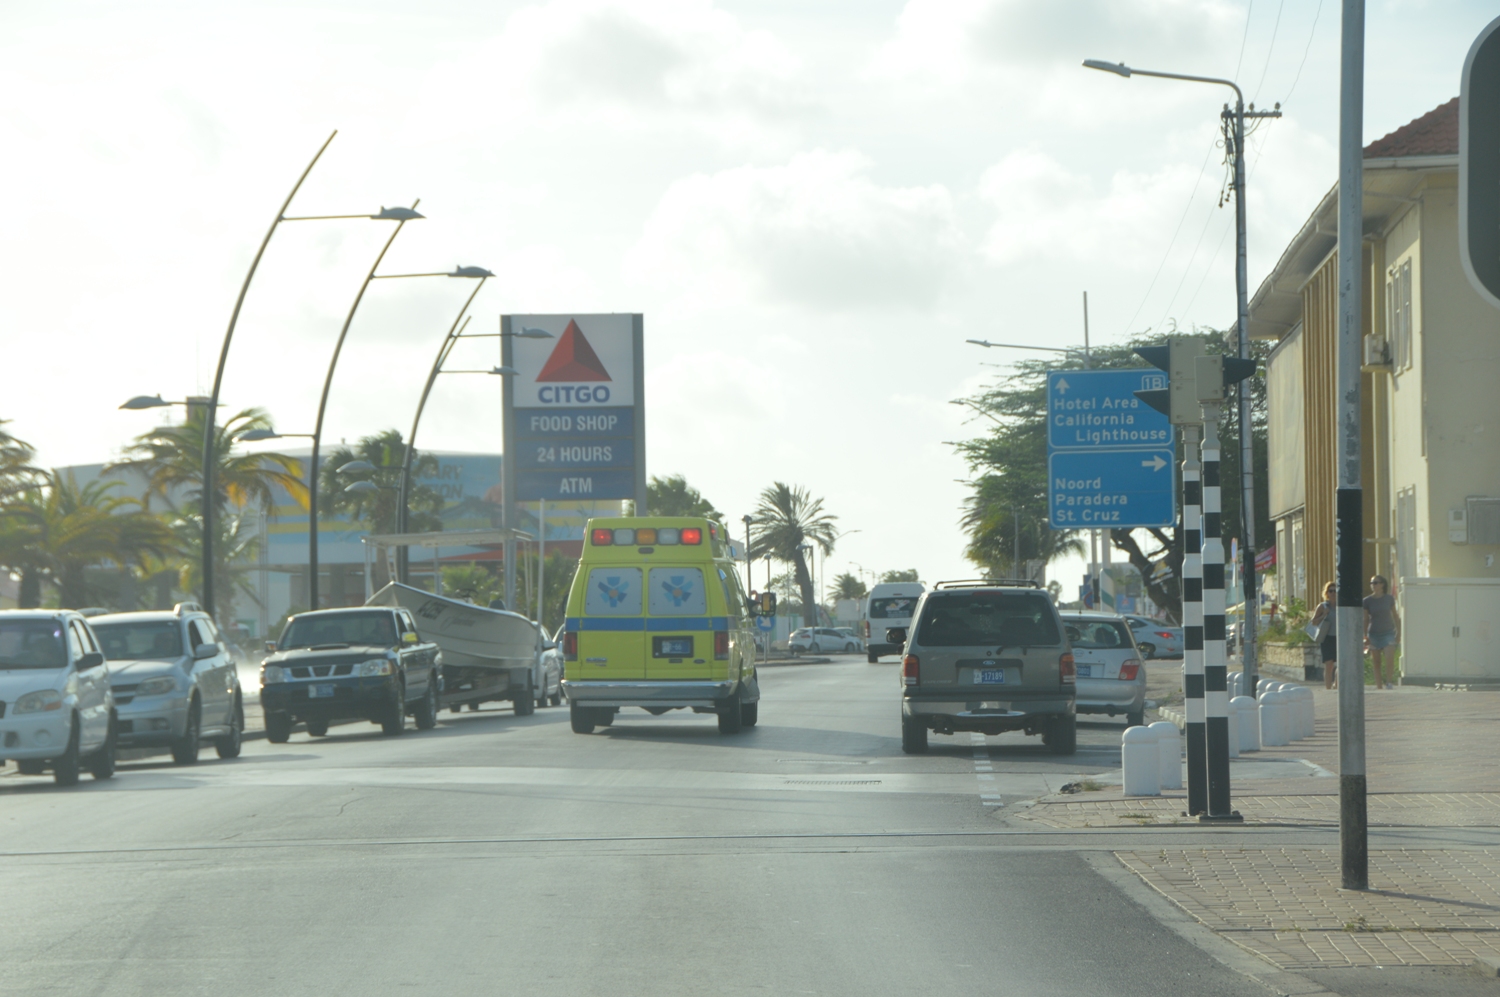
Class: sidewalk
1018,685,1500,971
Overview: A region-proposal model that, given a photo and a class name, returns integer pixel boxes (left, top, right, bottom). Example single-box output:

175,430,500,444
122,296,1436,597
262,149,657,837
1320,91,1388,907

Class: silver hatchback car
1060,612,1146,727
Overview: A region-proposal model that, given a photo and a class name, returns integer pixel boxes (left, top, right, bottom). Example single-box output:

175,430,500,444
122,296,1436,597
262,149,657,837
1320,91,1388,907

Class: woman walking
1310,582,1338,689
1364,575,1401,689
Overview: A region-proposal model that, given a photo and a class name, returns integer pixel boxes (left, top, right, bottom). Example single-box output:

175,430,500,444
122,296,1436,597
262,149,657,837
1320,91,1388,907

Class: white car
90,604,244,763
788,627,863,654
1060,611,1147,727
0,610,117,785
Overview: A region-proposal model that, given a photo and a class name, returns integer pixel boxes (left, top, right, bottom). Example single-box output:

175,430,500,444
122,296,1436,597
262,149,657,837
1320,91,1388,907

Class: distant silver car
1060,611,1146,727
90,604,243,763
788,627,862,654
1122,614,1183,659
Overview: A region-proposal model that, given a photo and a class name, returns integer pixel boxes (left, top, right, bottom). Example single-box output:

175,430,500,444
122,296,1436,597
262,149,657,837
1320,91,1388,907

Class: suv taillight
1118,660,1140,681
714,631,729,660
563,632,577,661
1059,652,1075,685
902,654,920,686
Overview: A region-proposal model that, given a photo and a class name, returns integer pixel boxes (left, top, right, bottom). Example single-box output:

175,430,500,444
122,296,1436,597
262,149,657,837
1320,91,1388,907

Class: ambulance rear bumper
563,679,734,709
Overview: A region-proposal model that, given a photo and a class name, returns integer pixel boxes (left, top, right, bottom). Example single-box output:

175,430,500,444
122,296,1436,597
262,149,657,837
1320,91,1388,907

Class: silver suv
90,604,243,763
893,580,1075,755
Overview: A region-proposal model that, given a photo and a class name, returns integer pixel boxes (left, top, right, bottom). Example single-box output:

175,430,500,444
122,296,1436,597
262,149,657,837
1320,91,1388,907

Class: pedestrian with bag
1309,582,1337,689
1364,575,1400,690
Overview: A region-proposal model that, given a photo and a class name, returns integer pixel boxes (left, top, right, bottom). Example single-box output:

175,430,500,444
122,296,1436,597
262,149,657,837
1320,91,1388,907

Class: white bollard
1149,720,1182,790
1232,695,1261,752
1226,702,1240,758
1256,678,1271,697
1122,725,1161,796
1259,690,1289,746
1291,685,1315,739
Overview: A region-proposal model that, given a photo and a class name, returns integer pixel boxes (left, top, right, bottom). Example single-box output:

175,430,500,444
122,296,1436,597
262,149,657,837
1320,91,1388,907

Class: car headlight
261,665,286,685
14,689,63,714
136,676,178,697
358,659,394,677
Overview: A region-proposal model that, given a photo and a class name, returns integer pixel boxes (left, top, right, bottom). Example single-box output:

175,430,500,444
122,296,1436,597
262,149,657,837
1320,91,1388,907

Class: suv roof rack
932,579,1041,590
173,601,204,615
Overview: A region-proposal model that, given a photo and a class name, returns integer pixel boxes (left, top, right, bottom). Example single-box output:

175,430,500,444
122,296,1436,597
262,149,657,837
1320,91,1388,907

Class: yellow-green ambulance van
561,517,760,735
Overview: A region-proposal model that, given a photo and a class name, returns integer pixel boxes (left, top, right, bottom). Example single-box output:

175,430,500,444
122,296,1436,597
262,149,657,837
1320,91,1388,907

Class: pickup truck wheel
306,718,329,737
717,689,744,735
171,697,202,765
53,719,81,786
569,703,595,734
215,696,244,758
740,701,758,727
266,712,293,743
88,716,117,781
414,682,439,730
1044,715,1077,755
901,714,928,754
381,686,406,736
514,684,536,717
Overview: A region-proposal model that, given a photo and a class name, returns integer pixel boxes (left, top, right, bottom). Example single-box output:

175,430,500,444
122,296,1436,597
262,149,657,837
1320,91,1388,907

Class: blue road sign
1048,449,1176,529
755,615,774,632
1047,369,1173,451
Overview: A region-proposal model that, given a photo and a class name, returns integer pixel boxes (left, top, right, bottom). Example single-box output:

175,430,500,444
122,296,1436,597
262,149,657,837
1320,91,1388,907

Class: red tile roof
1364,97,1458,158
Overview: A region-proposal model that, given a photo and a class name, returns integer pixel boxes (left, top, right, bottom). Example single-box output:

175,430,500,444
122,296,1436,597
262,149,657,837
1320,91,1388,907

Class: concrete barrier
1122,725,1161,796
1259,689,1289,746
1226,702,1240,758
1289,685,1315,739
1149,720,1181,790
1232,695,1260,752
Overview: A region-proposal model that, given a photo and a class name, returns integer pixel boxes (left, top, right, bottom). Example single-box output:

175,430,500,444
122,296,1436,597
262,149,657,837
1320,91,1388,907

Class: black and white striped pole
1180,423,1208,815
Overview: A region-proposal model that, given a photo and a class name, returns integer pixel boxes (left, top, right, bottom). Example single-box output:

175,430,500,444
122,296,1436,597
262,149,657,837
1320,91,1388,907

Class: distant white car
788,628,862,654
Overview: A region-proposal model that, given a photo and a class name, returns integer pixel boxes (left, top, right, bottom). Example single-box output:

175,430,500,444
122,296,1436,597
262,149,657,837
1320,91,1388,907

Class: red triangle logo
535,320,612,382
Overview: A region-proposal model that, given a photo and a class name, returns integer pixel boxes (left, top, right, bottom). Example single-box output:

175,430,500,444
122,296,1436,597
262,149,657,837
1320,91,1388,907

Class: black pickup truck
260,606,442,742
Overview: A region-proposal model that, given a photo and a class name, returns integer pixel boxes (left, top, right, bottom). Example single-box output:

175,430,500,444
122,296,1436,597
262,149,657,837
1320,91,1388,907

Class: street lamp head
343,480,380,495
1082,59,1132,77
340,460,376,474
489,365,520,376
516,326,554,339
449,266,494,278
236,428,280,442
119,394,171,410
373,206,425,221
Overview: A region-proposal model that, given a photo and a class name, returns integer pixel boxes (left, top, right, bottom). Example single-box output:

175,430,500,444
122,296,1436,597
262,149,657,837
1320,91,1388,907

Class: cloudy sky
2,0,1494,591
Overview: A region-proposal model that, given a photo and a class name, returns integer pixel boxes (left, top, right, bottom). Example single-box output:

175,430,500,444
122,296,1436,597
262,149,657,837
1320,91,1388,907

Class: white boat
367,582,542,710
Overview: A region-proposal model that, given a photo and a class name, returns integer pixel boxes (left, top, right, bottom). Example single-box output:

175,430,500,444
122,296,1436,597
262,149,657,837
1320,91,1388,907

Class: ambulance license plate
309,684,335,698
975,669,1005,684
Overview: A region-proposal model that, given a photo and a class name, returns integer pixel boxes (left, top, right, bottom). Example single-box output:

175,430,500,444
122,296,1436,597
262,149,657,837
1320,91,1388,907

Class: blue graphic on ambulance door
585,568,642,615
648,568,707,615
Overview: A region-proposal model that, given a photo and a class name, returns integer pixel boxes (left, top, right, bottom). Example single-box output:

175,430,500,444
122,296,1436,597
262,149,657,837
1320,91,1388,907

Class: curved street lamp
306,234,495,609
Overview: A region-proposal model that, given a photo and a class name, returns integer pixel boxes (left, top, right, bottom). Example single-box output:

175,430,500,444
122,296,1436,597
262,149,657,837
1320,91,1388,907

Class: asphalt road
1,657,1280,996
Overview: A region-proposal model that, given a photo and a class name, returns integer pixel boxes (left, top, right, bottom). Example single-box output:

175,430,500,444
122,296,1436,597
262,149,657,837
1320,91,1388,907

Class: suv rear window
913,593,1061,648
869,597,918,619
1065,619,1134,649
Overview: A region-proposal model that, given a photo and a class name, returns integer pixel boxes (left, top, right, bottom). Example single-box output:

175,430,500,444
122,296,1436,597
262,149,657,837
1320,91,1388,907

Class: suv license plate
975,669,1005,685
309,684,335,699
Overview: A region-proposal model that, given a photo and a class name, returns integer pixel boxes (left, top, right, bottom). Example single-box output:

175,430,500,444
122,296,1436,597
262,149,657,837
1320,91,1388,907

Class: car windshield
1065,619,1134,650
280,612,395,650
92,621,184,660
0,620,67,669
869,597,918,619
914,594,1061,647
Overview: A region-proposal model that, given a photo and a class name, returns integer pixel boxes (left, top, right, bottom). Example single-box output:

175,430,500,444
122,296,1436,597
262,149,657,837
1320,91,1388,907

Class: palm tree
318,430,442,536
0,420,39,501
4,471,177,608
827,571,867,605
646,474,723,520
164,506,263,623
749,482,838,628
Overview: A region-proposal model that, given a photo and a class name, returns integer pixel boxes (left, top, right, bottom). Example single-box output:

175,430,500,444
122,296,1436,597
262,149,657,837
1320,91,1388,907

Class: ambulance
561,517,761,735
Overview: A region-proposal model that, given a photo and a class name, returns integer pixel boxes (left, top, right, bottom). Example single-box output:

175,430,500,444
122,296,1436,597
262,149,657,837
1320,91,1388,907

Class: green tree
880,568,921,584
0,420,39,501
645,474,723,520
318,430,442,535
827,571,867,604
749,483,837,628
441,564,503,605
4,471,177,608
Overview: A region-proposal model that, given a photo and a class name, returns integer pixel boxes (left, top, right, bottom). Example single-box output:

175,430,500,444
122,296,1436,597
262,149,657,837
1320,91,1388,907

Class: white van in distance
861,583,924,662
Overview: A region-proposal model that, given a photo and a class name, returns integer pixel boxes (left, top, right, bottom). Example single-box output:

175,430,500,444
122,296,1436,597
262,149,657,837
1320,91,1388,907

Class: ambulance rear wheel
570,704,595,734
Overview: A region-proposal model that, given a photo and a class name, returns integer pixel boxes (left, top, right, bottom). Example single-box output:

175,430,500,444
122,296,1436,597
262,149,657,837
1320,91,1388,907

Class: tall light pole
198,130,405,619
1083,59,1279,691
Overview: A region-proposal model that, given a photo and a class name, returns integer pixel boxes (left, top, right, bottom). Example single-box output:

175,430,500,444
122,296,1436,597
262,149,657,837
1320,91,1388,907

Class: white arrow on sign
1141,455,1168,472
1055,378,1070,394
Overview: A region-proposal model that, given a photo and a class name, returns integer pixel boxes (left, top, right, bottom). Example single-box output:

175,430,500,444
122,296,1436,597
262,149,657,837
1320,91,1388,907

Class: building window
1386,259,1413,370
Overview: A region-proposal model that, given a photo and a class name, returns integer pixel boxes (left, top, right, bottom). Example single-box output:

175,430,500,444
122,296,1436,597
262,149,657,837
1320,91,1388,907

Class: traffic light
1461,15,1500,309
1133,335,1207,425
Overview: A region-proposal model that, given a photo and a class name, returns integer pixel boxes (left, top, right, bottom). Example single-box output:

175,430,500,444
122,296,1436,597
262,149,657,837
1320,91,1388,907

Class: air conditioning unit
1467,497,1500,545
1363,334,1391,367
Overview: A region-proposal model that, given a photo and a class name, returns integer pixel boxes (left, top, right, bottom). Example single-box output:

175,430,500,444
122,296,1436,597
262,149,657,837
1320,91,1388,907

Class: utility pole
1337,0,1369,892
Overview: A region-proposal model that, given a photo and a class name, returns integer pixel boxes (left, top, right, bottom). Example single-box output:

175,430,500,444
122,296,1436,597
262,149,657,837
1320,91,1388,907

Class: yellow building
1256,99,1500,683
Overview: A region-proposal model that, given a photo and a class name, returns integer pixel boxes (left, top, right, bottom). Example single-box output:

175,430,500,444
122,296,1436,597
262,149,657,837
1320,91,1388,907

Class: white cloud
626,150,965,311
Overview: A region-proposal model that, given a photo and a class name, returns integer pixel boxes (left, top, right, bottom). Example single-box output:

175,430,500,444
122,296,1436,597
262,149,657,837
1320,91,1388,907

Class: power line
1280,0,1325,107
1250,0,1285,105
1121,134,1221,336
1232,0,1255,82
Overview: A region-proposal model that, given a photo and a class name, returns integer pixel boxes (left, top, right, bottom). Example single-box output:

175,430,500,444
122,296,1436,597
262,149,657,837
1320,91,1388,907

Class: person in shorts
1309,582,1338,689
1364,575,1401,689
